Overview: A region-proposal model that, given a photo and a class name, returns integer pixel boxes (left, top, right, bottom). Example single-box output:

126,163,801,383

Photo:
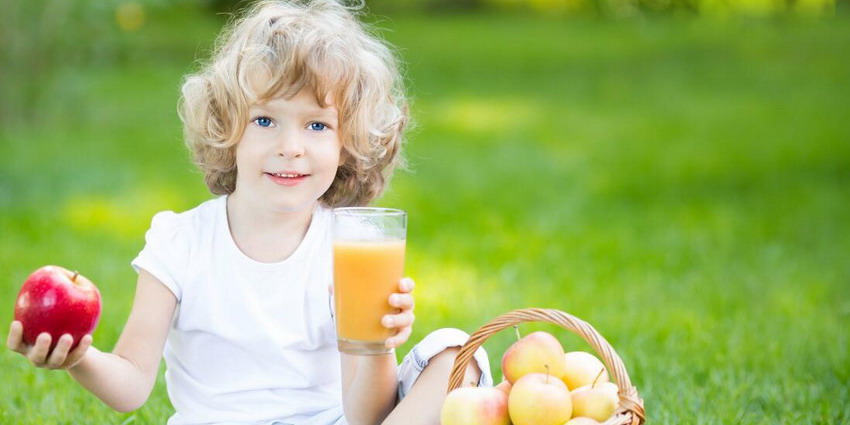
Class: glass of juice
332,207,407,355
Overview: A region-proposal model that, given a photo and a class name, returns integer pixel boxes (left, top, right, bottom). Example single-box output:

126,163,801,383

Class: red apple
14,265,102,350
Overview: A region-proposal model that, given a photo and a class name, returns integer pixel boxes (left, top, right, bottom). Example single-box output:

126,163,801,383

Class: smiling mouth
268,172,308,178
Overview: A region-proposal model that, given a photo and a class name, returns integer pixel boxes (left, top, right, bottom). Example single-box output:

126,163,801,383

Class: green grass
1,8,849,424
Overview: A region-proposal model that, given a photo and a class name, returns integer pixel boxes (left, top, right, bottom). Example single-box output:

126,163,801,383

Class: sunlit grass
62,186,188,242
426,96,543,135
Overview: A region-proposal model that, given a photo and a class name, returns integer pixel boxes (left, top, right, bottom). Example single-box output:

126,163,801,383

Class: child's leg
382,347,481,425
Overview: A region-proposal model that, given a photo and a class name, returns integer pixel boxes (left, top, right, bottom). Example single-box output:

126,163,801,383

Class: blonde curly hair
179,0,408,207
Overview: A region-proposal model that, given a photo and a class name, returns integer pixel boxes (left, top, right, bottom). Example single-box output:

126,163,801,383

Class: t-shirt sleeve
131,211,186,301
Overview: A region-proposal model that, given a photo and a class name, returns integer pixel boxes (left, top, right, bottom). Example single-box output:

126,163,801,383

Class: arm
340,352,399,425
70,269,177,411
340,278,416,425
7,269,176,412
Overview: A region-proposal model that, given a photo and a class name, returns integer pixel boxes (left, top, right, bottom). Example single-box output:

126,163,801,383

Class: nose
277,128,305,159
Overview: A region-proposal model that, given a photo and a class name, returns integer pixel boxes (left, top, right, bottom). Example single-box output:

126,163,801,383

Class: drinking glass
332,208,406,355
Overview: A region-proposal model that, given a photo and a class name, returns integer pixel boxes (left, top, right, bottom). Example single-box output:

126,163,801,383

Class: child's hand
382,278,415,349
6,321,92,370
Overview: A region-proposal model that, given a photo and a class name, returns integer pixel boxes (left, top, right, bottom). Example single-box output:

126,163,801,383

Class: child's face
232,88,343,213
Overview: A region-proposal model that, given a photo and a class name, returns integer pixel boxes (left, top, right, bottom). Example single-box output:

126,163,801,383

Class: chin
269,198,321,214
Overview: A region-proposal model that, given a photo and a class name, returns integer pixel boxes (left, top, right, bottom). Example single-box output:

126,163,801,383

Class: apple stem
545,364,550,384
592,367,605,388
71,271,80,282
513,325,521,342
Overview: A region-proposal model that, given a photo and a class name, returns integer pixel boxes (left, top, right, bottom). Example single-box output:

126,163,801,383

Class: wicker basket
446,308,645,425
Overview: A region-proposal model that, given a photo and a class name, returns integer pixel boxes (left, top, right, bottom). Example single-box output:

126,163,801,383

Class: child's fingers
382,311,415,330
399,278,415,293
27,333,52,366
388,293,414,311
6,321,26,353
387,326,412,349
45,334,74,369
64,334,92,369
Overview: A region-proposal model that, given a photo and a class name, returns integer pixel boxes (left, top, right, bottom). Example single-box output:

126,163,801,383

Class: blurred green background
1,0,848,423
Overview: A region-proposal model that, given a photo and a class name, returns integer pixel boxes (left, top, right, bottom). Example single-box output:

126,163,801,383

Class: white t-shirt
132,196,345,425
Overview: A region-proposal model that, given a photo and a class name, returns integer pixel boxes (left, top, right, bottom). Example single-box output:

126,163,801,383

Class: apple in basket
14,265,102,351
501,331,566,384
441,386,510,425
563,351,610,390
494,379,511,396
565,417,602,425
571,381,619,422
508,372,572,425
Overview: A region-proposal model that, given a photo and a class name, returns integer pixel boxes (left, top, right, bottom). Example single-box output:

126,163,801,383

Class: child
6,1,493,424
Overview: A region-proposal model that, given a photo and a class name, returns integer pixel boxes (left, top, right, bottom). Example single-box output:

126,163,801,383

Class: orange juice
333,239,406,345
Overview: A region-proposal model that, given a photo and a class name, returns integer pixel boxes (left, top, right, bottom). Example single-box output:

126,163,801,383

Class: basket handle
446,308,645,425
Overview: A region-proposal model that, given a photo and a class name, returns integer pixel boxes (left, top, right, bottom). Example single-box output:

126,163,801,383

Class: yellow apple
495,379,512,397
564,417,601,425
570,382,619,422
562,351,609,390
572,381,619,403
508,372,572,425
501,331,566,384
441,386,510,425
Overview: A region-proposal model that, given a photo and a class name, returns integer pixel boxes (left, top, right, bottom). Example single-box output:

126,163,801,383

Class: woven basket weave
446,308,645,425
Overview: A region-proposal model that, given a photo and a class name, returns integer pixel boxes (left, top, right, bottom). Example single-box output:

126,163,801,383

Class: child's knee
397,328,494,398
427,346,462,368
428,346,482,384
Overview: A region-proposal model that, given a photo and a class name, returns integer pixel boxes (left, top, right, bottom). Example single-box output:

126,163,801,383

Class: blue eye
309,122,327,131
254,117,273,128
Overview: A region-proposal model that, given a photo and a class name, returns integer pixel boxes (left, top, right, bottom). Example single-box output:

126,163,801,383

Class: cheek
234,136,265,165
317,140,343,169
233,144,250,171
331,148,343,168
324,152,342,173
337,147,348,167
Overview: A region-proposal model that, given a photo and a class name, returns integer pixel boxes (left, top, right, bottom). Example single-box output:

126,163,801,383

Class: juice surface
333,239,406,343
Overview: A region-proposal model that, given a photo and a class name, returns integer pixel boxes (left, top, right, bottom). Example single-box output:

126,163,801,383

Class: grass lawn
1,6,848,424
